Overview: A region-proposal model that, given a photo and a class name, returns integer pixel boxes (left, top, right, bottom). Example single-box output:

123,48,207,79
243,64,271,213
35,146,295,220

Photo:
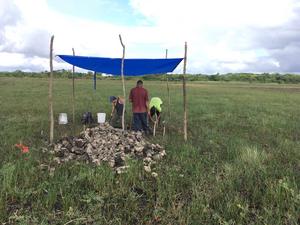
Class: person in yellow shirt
149,97,163,123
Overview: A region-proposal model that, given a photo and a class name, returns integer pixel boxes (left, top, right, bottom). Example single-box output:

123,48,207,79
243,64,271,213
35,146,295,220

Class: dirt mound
51,123,166,175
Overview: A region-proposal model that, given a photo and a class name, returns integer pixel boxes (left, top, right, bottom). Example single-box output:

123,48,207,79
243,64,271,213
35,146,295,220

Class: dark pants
133,112,149,132
110,112,122,128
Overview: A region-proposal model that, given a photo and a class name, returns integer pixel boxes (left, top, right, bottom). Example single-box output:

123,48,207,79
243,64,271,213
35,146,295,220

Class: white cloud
130,0,297,28
0,52,49,71
130,0,300,73
0,0,300,73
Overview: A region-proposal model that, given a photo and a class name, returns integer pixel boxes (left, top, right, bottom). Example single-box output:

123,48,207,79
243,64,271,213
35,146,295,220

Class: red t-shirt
129,87,149,113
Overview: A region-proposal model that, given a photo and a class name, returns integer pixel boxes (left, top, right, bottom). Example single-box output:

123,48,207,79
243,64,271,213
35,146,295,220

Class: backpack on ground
81,112,94,124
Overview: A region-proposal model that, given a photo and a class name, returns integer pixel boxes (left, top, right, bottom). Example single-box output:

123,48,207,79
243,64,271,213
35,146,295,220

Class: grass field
0,77,299,224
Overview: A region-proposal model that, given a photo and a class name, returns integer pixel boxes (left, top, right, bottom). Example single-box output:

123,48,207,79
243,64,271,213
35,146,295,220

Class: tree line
1,70,300,83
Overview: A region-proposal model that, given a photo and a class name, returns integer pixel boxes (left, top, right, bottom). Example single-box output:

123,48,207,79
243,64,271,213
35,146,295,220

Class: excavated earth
50,123,166,175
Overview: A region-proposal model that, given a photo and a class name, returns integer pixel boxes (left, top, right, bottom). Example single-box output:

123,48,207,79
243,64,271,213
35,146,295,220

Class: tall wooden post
119,34,126,131
72,48,75,133
165,49,171,119
183,42,187,141
93,71,96,90
49,35,54,144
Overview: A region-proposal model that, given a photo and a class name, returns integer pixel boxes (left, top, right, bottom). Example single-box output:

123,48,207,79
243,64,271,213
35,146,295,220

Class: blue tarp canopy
58,55,183,76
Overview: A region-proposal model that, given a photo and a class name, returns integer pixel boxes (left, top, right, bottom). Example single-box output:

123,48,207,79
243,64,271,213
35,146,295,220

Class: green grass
0,77,299,224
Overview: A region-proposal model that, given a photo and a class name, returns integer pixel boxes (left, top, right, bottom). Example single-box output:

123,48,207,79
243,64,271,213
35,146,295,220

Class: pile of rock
51,123,166,175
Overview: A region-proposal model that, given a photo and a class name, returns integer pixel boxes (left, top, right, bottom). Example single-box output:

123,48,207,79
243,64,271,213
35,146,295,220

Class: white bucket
58,113,68,124
97,113,106,124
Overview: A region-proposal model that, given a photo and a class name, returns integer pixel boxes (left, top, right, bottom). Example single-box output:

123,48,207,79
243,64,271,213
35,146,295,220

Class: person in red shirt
129,80,150,133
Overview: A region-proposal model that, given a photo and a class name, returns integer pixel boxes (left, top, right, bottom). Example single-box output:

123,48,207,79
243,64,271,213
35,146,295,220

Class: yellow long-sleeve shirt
149,97,163,112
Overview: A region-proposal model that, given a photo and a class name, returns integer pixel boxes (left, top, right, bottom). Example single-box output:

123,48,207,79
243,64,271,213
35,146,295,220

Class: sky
0,0,300,74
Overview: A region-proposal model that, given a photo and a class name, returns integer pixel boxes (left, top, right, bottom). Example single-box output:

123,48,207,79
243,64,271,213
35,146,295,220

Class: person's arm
149,114,155,123
146,100,150,113
157,113,161,120
145,90,149,113
111,100,116,116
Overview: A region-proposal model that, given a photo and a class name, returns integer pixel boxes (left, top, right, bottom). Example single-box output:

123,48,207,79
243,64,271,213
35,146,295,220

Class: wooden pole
183,42,187,141
49,35,54,144
119,34,126,131
93,71,96,90
165,49,171,120
72,48,75,134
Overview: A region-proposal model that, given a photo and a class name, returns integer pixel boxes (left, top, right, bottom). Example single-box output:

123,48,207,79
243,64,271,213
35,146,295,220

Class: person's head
136,80,143,87
110,96,117,103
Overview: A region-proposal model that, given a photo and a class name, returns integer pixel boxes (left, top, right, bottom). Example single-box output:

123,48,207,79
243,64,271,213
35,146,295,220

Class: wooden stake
183,42,187,141
49,35,54,144
72,48,75,134
165,49,171,120
166,78,170,118
93,71,96,90
119,34,126,131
